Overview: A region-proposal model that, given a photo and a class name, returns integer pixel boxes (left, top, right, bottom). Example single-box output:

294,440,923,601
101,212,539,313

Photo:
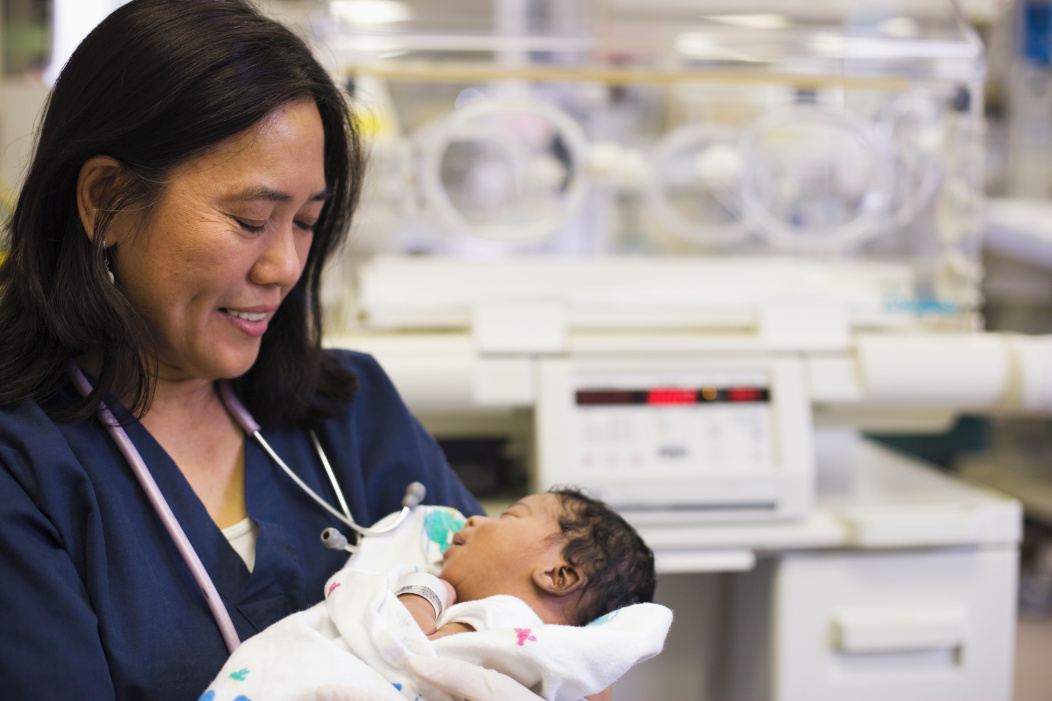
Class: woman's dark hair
0,0,363,426
549,487,657,626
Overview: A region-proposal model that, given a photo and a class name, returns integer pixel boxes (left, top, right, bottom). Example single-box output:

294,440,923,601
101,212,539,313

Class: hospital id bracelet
394,572,449,619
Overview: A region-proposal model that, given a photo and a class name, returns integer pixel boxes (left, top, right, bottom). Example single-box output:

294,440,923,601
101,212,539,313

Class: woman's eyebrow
225,185,331,203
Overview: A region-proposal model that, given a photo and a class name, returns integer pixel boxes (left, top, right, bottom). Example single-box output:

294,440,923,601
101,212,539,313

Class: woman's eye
294,220,317,232
236,219,266,233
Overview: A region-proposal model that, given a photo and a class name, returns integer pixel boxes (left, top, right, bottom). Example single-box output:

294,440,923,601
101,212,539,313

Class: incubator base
611,436,1019,701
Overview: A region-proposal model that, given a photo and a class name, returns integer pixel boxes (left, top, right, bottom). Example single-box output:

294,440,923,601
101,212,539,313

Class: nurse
0,2,605,700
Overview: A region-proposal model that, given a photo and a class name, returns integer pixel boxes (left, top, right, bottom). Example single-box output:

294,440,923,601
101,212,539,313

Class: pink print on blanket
514,628,537,646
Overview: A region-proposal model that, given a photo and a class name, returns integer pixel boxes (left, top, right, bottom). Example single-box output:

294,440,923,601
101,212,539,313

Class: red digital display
727,387,764,402
647,388,698,405
575,386,769,406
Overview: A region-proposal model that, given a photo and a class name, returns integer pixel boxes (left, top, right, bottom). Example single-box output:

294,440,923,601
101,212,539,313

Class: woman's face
111,99,328,383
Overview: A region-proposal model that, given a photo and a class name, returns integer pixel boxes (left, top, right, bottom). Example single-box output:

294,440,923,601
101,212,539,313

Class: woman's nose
251,225,308,288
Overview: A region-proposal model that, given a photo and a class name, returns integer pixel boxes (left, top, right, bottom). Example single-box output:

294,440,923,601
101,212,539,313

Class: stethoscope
68,363,427,654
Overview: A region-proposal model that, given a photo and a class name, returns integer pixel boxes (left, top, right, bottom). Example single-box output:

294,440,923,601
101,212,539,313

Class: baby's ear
532,562,585,598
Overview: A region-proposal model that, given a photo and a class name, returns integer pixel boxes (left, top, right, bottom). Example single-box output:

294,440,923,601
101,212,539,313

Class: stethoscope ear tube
219,381,428,541
318,481,427,552
320,527,355,552
247,427,357,529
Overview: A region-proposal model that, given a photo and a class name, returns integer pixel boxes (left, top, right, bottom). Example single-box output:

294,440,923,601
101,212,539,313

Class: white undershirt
222,517,259,573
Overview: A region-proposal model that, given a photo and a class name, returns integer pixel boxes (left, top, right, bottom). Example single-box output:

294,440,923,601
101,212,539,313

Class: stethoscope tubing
68,363,243,653
69,364,426,656
218,381,420,539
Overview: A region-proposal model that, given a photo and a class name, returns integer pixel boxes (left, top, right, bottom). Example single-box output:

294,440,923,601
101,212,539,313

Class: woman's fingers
317,656,564,701
407,656,545,701
315,684,399,701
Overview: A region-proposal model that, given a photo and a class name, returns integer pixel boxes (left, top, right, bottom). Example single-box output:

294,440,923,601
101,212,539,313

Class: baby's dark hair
549,487,656,626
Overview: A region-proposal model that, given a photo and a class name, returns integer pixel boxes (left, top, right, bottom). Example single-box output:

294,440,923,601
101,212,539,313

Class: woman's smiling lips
220,306,276,336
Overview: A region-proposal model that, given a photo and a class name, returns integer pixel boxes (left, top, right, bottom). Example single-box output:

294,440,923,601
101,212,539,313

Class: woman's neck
141,375,250,529
144,374,220,422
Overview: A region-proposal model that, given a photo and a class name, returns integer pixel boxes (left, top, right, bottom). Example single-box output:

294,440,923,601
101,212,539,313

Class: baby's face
440,493,565,603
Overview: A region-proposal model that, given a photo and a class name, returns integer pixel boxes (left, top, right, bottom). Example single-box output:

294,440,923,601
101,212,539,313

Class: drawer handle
832,607,967,654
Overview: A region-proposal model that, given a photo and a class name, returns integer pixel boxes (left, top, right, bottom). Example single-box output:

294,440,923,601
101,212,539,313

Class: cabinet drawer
772,548,1017,701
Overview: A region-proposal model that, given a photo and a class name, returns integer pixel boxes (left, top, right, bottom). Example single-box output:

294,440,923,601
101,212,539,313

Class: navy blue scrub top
0,350,483,701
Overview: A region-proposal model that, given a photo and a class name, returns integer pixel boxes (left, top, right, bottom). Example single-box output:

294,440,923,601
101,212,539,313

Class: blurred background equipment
305,2,1029,699
10,1,1052,700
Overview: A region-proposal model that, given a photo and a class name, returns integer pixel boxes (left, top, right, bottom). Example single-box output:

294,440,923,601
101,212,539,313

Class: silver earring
105,256,115,284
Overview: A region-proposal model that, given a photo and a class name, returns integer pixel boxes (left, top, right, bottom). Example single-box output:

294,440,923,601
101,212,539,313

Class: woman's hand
313,682,393,698
407,656,544,700
314,656,613,701
409,657,613,701
315,686,399,701
312,656,541,701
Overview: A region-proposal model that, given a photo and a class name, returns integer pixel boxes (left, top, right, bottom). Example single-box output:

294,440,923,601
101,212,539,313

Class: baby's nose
465,514,486,527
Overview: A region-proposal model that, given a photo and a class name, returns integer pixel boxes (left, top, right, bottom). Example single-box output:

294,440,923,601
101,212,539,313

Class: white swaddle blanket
201,506,672,701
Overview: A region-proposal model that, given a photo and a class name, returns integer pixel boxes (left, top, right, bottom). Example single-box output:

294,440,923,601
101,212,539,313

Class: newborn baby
401,489,657,638
202,488,672,701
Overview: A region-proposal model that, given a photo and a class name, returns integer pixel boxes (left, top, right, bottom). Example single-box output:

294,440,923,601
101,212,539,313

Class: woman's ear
76,155,125,244
532,562,585,598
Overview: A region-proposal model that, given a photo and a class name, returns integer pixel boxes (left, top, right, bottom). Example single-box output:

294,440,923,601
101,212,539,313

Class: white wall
44,0,127,85
1,79,48,193
1,0,128,195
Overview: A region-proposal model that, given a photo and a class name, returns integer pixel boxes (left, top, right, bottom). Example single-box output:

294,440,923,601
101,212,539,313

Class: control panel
535,358,814,523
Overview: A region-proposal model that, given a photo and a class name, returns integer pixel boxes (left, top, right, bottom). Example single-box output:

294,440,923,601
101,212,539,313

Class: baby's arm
397,577,475,640
428,618,476,641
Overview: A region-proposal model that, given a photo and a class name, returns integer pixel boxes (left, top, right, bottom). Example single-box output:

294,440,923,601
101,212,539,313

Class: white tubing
855,334,1008,407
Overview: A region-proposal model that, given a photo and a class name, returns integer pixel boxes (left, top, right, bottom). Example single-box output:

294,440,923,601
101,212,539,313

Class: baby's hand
426,578,475,640
397,575,457,637
440,577,456,607
397,590,440,636
427,620,474,641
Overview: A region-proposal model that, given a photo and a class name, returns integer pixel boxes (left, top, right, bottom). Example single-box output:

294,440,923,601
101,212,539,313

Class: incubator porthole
738,105,895,252
880,91,946,231
646,124,750,247
419,98,590,243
